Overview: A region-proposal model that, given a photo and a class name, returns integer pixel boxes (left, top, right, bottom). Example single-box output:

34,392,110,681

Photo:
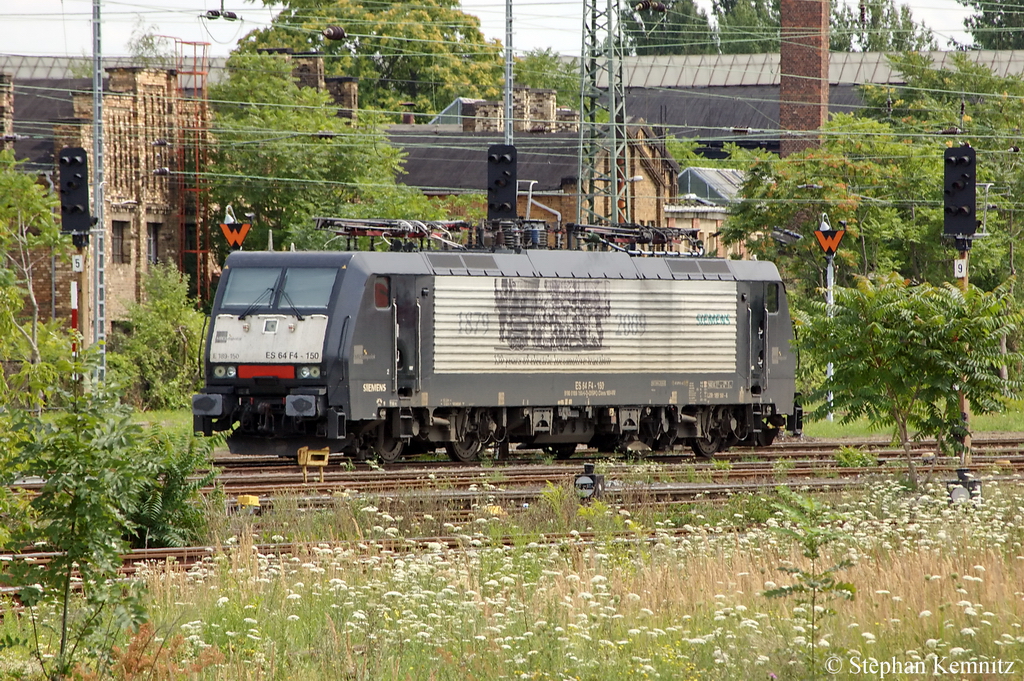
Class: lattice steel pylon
576,0,630,226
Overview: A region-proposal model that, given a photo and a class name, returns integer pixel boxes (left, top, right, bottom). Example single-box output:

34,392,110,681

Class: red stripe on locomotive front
238,365,295,379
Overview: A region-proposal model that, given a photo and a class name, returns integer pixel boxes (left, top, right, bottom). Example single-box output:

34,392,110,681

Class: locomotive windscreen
220,267,338,311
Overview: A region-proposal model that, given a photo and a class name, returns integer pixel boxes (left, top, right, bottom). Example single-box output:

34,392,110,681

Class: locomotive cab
192,252,354,454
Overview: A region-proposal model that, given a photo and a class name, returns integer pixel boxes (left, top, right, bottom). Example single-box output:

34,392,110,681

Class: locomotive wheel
690,433,722,459
755,427,778,447
543,443,577,460
374,428,405,464
589,434,623,455
445,437,482,463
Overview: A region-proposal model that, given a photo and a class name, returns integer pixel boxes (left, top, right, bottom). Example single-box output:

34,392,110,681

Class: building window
112,220,130,264
184,222,197,251
147,222,161,264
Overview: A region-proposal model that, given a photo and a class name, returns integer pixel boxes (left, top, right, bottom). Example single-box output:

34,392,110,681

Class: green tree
715,0,780,54
238,0,503,116
666,138,764,170
0,150,73,409
724,114,971,301
713,0,931,55
764,488,855,679
107,262,205,410
796,273,1023,486
621,0,716,55
957,0,1024,50
830,0,935,52
125,18,174,68
859,53,1024,293
208,52,441,248
514,48,579,107
1,361,151,679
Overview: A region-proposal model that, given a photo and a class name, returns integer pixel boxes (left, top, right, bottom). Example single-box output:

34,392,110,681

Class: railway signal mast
943,143,978,466
813,214,844,422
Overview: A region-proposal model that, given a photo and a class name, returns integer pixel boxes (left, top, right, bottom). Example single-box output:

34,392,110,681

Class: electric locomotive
192,247,802,461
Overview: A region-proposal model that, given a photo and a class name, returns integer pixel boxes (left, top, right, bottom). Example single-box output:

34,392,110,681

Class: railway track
7,456,1021,584
8,435,1023,582
210,433,1024,472
204,432,1024,497
199,458,1024,519
8,523,759,579
12,462,1022,578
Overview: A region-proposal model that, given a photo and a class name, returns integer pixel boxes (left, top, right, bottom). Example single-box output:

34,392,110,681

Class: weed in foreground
764,488,856,679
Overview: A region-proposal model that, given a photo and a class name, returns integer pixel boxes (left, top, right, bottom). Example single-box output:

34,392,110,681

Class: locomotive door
748,283,767,395
393,275,421,396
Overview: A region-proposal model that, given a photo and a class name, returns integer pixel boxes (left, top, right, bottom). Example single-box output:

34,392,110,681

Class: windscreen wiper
279,290,305,321
237,287,274,320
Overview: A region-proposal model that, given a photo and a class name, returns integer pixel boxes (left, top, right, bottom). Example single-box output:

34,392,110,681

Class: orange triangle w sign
814,229,845,256
221,222,251,248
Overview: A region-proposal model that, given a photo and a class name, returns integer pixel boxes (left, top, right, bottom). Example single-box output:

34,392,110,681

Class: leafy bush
107,263,205,410
1,359,153,678
834,445,876,468
0,344,223,677
127,428,219,549
764,488,856,679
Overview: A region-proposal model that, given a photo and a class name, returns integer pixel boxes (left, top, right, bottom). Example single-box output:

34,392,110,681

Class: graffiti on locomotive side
458,311,490,335
615,313,647,336
494,278,611,351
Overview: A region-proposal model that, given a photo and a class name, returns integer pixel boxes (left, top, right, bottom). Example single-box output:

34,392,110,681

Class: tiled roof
0,54,228,82
389,128,580,193
679,167,745,204
625,83,863,141
614,50,1024,89
11,78,92,172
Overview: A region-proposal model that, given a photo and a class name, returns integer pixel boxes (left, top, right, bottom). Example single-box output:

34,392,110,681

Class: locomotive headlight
310,366,321,378
298,366,322,379
299,366,312,379
213,365,226,378
225,366,237,378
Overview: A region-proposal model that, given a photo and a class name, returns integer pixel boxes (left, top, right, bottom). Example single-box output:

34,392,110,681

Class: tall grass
803,399,1024,439
2,477,1020,679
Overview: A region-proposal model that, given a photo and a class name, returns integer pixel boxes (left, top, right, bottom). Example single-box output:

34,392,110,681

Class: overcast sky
0,0,975,59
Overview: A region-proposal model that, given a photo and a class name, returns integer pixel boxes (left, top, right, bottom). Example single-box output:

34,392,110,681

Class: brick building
1,61,219,342
0,74,12,149
454,87,579,134
393,83,679,231
2,51,360,344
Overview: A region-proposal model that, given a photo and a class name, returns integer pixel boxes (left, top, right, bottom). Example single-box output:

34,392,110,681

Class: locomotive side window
221,268,281,308
374,276,391,309
766,283,779,314
281,268,337,308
